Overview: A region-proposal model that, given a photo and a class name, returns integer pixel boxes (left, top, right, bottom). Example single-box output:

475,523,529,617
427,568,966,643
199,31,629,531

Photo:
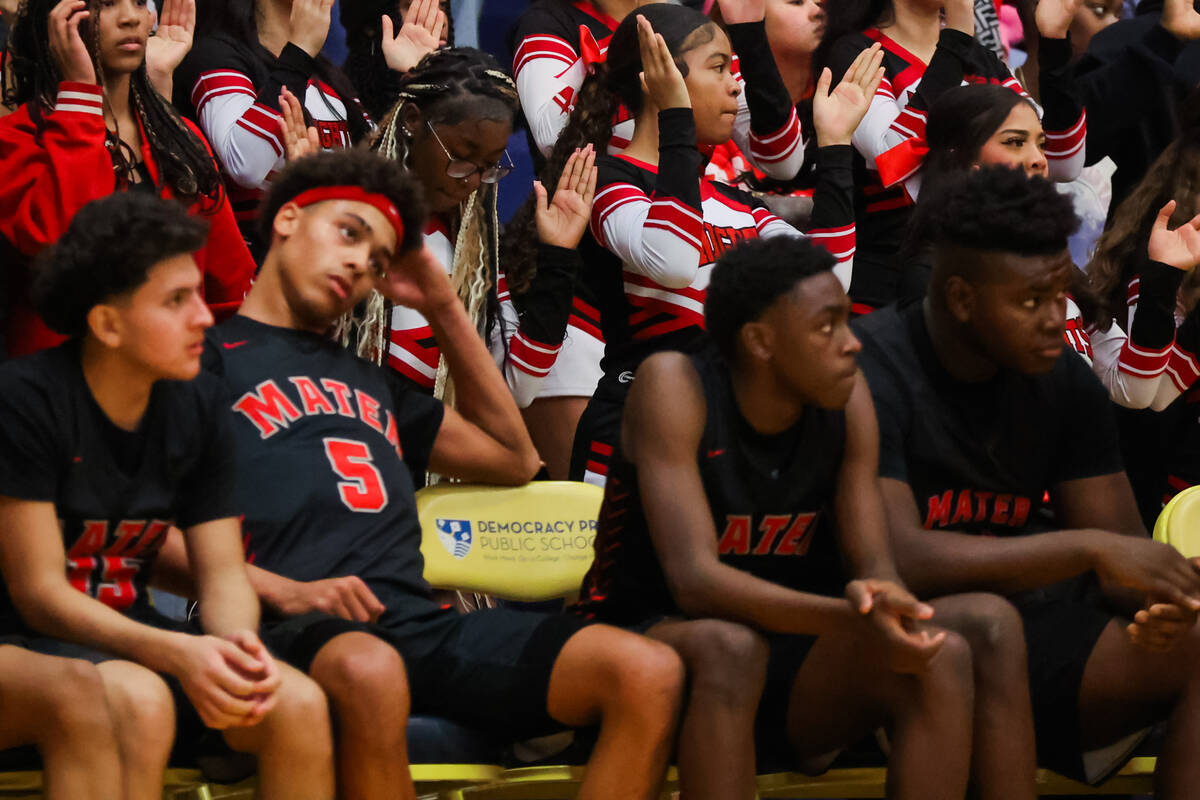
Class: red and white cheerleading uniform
387,216,582,408
0,82,256,357
826,28,1086,309
1064,259,1200,410
512,5,806,180
175,33,360,238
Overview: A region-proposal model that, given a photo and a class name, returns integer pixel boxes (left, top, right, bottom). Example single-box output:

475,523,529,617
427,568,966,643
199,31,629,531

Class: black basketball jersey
0,342,238,631
575,349,848,624
203,315,447,628
854,302,1124,536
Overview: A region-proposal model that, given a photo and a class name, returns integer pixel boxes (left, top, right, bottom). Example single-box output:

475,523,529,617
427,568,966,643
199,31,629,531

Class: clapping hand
637,14,691,111
146,0,195,95
382,0,447,73
535,145,598,250
1147,199,1200,272
280,86,320,161
812,44,884,147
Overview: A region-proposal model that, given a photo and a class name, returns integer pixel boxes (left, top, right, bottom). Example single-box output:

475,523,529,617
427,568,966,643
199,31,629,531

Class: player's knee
680,620,768,698
924,629,974,699
312,634,409,716
41,660,118,744
103,667,175,749
948,593,1025,661
611,637,685,715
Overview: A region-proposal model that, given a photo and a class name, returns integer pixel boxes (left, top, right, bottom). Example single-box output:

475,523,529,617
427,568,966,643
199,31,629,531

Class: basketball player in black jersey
857,166,1200,797
0,193,334,800
154,150,685,800
577,234,1038,799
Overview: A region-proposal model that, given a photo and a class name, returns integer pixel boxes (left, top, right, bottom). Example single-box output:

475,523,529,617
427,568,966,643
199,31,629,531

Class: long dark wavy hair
501,2,714,294
196,0,372,142
1086,89,1200,328
3,0,223,209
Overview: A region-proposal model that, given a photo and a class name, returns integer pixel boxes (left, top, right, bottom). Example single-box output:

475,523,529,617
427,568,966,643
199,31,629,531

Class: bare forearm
15,581,188,673
425,298,538,471
893,527,1097,597
197,574,261,637
674,562,856,636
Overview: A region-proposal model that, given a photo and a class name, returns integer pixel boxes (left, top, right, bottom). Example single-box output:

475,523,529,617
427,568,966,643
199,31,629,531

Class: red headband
291,186,406,242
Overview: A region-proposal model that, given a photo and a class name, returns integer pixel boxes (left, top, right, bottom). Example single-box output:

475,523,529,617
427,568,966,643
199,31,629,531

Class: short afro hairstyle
33,193,209,339
705,236,836,362
259,149,426,254
913,164,1079,259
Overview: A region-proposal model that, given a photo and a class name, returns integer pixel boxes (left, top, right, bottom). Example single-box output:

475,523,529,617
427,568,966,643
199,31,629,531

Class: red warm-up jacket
0,81,256,357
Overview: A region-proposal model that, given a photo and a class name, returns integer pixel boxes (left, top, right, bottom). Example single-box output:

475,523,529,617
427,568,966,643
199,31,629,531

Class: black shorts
1013,576,1128,783
0,608,225,761
262,606,594,739
755,632,820,767
569,374,632,484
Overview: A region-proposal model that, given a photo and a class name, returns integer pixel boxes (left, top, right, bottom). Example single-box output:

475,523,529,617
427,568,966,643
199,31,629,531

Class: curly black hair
33,193,209,338
705,236,835,362
258,149,427,255
916,165,1078,264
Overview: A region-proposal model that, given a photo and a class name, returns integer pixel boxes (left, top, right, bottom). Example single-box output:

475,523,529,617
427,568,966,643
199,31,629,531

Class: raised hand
289,0,334,58
714,0,765,25
48,0,95,85
812,43,884,147
382,0,446,74
1148,200,1200,271
1163,0,1200,40
943,0,976,35
637,15,690,111
280,86,320,161
846,578,945,674
145,0,195,95
535,145,598,250
1035,0,1083,39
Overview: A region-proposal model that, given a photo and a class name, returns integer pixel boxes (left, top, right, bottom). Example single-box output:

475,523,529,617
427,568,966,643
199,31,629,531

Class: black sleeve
1129,258,1187,353
513,243,581,346
512,1,573,48
725,20,793,136
855,341,911,482
176,34,315,117
1036,35,1085,136
900,29,976,116
654,108,704,211
806,144,855,233
1074,24,1186,165
0,367,61,502
1053,355,1126,484
385,372,447,478
176,378,241,529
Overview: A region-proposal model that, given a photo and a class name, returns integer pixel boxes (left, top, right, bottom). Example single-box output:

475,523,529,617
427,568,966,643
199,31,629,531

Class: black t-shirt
854,302,1123,535
203,316,446,628
575,348,848,624
0,342,238,629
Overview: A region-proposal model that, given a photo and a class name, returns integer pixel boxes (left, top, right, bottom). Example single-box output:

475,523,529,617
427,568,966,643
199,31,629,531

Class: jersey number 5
323,438,389,513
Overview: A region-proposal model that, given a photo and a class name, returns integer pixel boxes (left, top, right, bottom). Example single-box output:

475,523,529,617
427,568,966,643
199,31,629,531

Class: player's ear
273,202,303,240
944,274,976,325
740,319,774,363
86,303,123,349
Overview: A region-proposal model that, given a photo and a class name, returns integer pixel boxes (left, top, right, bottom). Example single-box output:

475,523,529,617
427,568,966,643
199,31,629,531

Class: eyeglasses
426,121,514,184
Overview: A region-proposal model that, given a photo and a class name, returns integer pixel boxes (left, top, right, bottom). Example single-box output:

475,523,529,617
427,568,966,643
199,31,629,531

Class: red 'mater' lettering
718,515,752,555
925,490,954,528
291,377,336,415
233,380,302,438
